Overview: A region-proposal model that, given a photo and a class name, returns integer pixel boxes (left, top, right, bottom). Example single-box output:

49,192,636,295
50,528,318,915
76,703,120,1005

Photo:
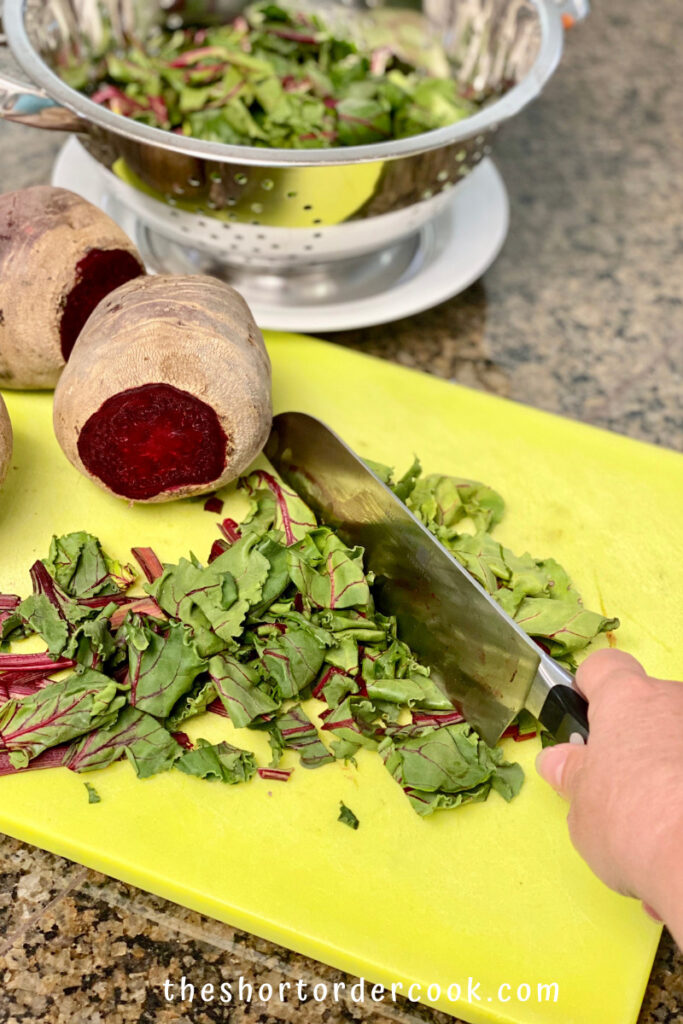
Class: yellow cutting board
1,334,681,1024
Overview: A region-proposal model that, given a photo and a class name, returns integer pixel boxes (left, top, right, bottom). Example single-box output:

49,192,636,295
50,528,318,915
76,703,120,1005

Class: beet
53,275,272,503
0,186,144,389
60,249,144,359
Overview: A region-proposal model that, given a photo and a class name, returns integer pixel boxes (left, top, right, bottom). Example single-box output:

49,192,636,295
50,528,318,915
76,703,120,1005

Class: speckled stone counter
0,0,681,1021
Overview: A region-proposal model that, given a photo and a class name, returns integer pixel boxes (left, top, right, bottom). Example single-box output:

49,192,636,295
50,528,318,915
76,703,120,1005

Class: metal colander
0,0,585,286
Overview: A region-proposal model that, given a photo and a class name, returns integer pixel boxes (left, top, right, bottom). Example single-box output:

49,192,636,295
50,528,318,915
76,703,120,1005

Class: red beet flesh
60,249,143,360
77,383,229,500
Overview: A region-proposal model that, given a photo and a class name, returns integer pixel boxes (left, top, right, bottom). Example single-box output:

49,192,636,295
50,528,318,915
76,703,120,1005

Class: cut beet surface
77,383,229,500
60,248,143,360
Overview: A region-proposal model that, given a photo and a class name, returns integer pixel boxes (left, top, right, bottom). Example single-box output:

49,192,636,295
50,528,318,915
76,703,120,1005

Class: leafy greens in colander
0,460,618,817
58,1,481,148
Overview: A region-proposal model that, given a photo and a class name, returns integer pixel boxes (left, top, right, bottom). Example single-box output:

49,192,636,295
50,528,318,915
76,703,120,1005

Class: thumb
536,743,585,801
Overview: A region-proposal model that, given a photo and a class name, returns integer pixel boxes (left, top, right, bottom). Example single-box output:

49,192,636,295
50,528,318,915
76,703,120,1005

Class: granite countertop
0,0,682,1021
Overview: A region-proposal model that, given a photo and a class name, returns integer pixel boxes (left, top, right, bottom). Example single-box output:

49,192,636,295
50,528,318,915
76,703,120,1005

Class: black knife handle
537,684,589,744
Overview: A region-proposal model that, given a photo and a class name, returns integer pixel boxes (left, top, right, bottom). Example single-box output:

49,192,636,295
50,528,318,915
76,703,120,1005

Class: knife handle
529,656,589,743
537,684,589,743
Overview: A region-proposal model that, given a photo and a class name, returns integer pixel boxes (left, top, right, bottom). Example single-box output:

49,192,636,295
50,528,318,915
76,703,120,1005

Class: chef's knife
265,411,589,747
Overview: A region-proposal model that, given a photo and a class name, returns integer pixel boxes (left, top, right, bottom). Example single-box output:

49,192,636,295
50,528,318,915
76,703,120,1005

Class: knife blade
265,411,589,747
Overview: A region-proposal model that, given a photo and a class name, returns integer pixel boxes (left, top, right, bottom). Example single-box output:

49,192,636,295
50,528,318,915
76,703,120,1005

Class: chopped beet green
219,518,241,543
41,532,134,600
124,619,206,718
268,704,335,769
0,653,76,673
338,801,359,830
258,766,292,781
57,2,484,150
175,738,257,783
0,671,126,768
208,539,229,564
67,707,182,777
0,454,617,819
131,547,164,584
84,781,102,803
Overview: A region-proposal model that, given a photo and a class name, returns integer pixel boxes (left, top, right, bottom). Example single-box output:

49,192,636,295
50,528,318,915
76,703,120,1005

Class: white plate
52,138,509,332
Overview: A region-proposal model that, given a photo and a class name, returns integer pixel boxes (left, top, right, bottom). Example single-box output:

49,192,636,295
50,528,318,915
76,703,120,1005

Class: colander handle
0,69,83,130
0,25,83,131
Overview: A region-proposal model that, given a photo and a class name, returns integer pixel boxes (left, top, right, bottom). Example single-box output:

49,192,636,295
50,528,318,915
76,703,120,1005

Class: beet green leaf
269,704,334,769
176,738,257,783
338,801,359,830
125,619,206,718
209,652,280,727
43,532,135,598
0,670,126,768
66,706,182,777
287,528,370,610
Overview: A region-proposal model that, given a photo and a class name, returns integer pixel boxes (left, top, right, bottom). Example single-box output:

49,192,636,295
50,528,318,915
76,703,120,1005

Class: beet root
0,395,12,488
0,186,144,389
53,275,272,503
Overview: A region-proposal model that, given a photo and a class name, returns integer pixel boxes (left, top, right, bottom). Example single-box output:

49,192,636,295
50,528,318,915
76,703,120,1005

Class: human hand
536,649,683,947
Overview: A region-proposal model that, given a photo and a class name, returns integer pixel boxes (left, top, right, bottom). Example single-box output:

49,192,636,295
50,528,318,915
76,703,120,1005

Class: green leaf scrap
338,801,359,830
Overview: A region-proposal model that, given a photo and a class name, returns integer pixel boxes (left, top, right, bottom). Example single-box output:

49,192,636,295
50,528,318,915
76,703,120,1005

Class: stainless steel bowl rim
3,0,564,167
